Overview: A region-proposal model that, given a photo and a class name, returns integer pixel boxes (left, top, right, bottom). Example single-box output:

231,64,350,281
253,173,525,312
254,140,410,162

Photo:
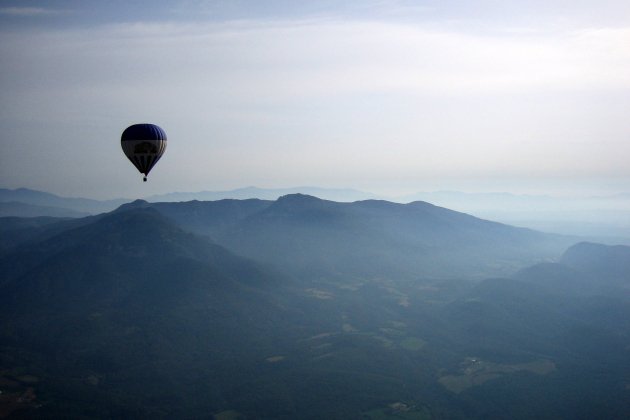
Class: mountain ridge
142,193,577,280
4,186,629,241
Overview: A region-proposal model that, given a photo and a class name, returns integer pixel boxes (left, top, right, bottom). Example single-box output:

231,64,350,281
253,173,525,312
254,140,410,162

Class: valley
0,196,628,418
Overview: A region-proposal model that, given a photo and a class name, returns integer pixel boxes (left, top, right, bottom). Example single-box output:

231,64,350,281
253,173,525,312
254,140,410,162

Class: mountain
433,243,630,419
148,197,273,236
514,242,630,295
0,188,130,215
0,201,89,218
0,207,300,418
1,204,629,418
0,216,68,252
513,262,593,294
0,212,105,255
0,206,282,300
147,186,379,202
148,194,575,279
561,241,630,278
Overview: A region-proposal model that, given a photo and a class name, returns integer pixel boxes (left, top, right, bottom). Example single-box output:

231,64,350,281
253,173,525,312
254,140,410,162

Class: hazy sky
1,1,629,199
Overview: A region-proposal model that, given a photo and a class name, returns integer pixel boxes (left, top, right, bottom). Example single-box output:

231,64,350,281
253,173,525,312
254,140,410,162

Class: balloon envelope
121,123,167,180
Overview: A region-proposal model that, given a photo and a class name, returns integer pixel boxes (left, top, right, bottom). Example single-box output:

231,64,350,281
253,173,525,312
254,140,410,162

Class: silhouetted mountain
0,202,170,257
0,201,89,218
1,203,629,418
150,198,272,238
0,206,281,302
148,194,575,279
513,262,595,295
0,213,103,257
514,242,630,295
561,242,630,279
0,207,299,417
0,216,68,252
0,188,129,214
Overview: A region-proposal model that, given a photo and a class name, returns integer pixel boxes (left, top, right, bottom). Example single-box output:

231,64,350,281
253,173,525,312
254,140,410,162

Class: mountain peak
277,193,324,203
270,194,338,214
115,199,150,212
61,206,175,249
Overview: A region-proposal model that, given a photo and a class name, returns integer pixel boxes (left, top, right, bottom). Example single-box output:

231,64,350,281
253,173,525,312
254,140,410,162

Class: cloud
0,7,61,16
2,19,629,126
1,17,629,197
4,19,630,94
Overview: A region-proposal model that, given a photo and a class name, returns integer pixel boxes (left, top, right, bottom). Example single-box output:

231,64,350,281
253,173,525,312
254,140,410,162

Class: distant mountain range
0,188,129,215
0,198,628,418
2,193,575,279
0,201,89,218
2,186,630,241
144,194,574,279
147,186,379,202
0,186,377,217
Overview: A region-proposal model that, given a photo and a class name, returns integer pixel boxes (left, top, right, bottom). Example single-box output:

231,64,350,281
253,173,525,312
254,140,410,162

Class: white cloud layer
0,7,60,16
1,15,629,197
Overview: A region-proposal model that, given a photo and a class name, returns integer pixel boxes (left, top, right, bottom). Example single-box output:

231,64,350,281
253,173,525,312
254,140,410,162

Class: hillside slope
0,207,297,417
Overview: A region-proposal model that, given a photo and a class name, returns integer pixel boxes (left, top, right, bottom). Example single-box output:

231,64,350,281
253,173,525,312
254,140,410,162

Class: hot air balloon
121,123,167,182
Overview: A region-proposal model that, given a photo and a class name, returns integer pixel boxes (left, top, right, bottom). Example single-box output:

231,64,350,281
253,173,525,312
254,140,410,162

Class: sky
0,0,629,199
